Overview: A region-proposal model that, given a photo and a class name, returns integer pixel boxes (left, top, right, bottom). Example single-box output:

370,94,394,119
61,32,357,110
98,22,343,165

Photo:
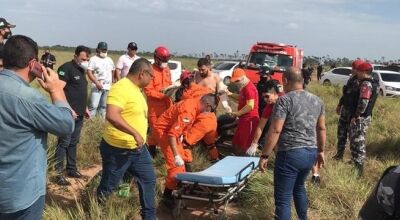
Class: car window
213,63,236,70
332,68,350,75
380,73,400,82
168,62,178,70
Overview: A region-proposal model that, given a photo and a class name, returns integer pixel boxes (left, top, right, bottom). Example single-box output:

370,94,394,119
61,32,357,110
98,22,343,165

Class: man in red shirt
229,68,259,155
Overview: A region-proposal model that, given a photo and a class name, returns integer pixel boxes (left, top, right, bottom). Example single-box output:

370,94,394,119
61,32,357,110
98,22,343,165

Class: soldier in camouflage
348,62,378,176
333,59,364,160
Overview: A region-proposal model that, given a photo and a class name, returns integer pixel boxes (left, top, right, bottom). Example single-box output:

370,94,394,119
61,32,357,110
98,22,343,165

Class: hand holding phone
30,61,44,80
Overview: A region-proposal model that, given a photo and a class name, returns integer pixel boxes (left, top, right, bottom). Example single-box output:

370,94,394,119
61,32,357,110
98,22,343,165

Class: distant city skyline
3,0,400,60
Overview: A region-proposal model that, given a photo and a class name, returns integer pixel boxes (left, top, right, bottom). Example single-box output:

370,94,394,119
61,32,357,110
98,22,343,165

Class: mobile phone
30,62,44,80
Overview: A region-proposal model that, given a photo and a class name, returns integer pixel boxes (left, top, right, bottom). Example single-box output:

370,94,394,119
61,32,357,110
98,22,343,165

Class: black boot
332,151,344,161
148,145,157,158
185,163,192,172
354,163,364,177
162,188,175,209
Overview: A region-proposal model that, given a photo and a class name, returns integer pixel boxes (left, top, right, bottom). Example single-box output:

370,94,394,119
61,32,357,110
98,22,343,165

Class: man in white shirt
114,42,140,81
87,41,115,119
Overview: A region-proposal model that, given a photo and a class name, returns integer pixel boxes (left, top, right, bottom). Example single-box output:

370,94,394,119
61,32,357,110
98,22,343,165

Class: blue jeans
97,140,156,220
274,147,317,220
88,88,108,119
0,195,45,220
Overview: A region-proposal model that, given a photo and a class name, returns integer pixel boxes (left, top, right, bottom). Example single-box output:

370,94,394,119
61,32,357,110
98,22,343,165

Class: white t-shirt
116,54,140,78
88,55,115,90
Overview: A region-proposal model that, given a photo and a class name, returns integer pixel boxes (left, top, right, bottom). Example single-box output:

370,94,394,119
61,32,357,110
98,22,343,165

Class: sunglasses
263,94,270,99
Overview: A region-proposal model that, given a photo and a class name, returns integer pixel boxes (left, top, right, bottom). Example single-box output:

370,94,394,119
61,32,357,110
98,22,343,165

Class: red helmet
154,46,171,62
352,59,364,70
180,70,193,84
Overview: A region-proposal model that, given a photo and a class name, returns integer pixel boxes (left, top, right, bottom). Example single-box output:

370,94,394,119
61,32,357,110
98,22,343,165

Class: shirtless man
194,58,232,112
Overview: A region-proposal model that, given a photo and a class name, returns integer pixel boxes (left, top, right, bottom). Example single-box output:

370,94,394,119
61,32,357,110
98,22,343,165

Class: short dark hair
128,58,151,75
284,67,303,84
75,45,91,56
200,93,219,112
197,58,211,67
261,80,280,94
3,35,38,69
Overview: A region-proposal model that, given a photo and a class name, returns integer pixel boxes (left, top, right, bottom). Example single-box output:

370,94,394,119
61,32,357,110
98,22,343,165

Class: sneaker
67,170,82,178
55,175,71,186
311,175,321,184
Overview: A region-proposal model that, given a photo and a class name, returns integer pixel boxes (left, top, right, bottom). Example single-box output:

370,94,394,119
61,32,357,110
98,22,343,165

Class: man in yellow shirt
96,58,156,220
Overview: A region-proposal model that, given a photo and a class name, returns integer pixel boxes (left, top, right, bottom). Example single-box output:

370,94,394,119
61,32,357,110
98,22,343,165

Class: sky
2,0,400,60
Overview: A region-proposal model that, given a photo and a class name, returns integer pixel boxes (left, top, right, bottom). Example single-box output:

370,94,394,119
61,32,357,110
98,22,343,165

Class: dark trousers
55,116,84,173
274,147,317,220
97,140,156,220
336,108,351,156
0,195,45,220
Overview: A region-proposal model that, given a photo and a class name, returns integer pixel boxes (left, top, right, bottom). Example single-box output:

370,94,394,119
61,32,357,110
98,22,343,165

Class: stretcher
172,156,259,219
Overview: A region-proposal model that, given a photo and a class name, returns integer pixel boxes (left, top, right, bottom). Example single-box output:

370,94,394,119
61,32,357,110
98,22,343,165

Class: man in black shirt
55,45,91,186
40,48,56,69
0,18,16,71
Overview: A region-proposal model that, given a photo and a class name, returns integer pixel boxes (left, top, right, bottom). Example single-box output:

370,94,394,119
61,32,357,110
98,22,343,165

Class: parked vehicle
319,67,352,86
212,61,239,85
372,70,400,97
148,59,182,83
242,42,304,84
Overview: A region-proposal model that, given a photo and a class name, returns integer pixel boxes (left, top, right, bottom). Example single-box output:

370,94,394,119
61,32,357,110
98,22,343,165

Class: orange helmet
154,46,171,62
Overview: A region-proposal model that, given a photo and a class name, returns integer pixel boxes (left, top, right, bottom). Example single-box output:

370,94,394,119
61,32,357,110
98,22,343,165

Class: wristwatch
260,154,269,159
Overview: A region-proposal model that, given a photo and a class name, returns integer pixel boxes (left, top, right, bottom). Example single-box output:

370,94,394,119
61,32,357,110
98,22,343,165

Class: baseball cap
97,42,108,50
128,42,138,50
0,18,16,29
357,62,373,72
231,68,246,82
352,59,364,70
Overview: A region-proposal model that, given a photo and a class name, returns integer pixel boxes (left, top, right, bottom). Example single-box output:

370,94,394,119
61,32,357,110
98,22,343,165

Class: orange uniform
181,83,213,100
144,64,173,145
153,98,218,190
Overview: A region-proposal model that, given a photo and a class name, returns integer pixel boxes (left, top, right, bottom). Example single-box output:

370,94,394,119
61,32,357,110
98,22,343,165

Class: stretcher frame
172,161,258,219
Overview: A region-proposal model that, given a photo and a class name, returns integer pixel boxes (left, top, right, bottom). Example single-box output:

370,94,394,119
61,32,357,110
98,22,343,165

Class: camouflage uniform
334,76,359,158
349,78,378,170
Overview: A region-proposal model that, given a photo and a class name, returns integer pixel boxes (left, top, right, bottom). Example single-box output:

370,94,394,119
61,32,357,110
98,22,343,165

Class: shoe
67,170,82,178
55,175,71,186
311,175,321,184
332,153,344,161
162,188,175,209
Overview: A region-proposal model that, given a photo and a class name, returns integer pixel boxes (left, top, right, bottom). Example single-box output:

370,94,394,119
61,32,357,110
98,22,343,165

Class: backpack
359,165,400,220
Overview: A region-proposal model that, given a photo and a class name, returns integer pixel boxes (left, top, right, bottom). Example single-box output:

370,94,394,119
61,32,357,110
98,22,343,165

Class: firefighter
144,46,173,158
229,68,259,155
333,59,364,160
349,62,378,176
153,94,219,208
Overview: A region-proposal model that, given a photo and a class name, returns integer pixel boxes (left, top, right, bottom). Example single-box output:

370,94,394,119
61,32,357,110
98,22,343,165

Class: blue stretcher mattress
175,156,259,185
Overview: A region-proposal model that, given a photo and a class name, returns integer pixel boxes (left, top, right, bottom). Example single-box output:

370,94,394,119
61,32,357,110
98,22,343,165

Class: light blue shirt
0,69,75,213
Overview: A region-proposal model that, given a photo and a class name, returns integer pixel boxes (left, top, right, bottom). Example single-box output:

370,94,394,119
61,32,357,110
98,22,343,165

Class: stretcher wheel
172,199,183,219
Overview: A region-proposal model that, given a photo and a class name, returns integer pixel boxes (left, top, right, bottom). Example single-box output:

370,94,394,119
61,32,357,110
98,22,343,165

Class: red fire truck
243,42,303,84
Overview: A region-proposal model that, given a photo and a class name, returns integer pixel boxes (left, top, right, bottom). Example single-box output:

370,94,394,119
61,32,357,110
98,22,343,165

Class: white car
319,67,352,86
212,61,239,85
371,70,400,97
148,59,182,83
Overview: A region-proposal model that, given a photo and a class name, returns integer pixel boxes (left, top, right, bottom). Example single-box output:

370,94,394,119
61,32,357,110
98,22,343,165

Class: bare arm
252,118,268,144
106,104,143,146
261,119,284,156
114,69,121,82
87,69,102,90
316,116,326,153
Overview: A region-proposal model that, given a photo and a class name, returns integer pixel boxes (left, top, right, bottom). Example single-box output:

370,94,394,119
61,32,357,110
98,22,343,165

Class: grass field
38,49,400,219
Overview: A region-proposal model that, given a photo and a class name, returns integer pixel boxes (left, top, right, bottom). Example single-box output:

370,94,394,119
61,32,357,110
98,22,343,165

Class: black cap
0,18,16,29
128,42,138,50
97,41,108,50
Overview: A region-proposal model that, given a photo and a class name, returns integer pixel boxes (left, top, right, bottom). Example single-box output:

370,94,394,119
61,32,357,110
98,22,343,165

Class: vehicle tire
323,80,331,86
379,89,384,96
223,76,231,86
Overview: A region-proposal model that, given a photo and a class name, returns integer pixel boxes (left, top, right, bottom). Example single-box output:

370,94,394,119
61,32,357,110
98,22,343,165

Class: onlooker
348,62,378,176
115,42,140,81
317,64,323,81
229,68,259,155
40,48,56,69
0,18,16,71
97,58,156,220
87,41,115,119
144,46,173,158
54,45,91,186
333,59,364,160
259,67,326,220
0,35,74,220
301,64,311,87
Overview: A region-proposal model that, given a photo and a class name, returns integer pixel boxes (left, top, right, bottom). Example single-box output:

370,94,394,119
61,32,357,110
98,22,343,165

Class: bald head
283,67,303,84
200,93,219,112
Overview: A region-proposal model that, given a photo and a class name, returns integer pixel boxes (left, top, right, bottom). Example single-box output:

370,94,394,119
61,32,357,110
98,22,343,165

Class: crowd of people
0,17,382,220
